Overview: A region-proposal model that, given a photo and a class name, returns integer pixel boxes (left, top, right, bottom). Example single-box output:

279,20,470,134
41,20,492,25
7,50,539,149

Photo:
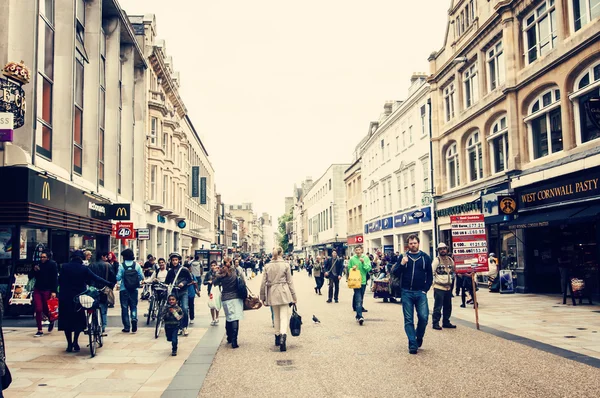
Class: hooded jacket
392,251,433,292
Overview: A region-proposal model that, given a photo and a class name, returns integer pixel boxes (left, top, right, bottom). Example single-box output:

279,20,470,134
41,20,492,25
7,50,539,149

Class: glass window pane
592,0,600,20
99,128,104,160
74,146,82,170
75,59,84,106
76,0,85,25
39,125,52,153
489,59,497,90
100,58,105,88
40,0,54,24
37,76,52,125
532,115,549,159
527,27,538,62
549,108,563,152
580,91,600,143
542,92,552,107
573,0,587,31
578,73,590,89
74,107,82,144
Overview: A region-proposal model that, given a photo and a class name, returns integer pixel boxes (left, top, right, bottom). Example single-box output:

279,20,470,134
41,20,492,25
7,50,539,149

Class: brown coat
260,259,297,306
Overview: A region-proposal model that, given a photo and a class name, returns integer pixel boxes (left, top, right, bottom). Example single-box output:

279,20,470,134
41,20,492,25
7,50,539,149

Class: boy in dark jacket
392,234,433,355
162,294,184,356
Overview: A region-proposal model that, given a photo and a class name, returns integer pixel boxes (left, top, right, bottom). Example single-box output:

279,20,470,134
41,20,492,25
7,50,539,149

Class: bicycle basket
78,294,96,309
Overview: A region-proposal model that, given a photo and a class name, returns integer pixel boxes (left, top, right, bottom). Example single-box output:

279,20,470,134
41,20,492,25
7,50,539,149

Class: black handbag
236,270,248,301
289,304,302,337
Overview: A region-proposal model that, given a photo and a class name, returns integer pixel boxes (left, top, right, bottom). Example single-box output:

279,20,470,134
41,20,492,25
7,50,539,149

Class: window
489,115,509,173
150,166,157,201
573,0,600,31
466,131,483,181
117,61,122,193
73,51,84,174
524,0,557,64
487,41,505,91
383,181,388,213
387,180,392,213
36,0,54,159
420,105,427,136
410,167,416,206
444,83,456,121
421,157,430,193
446,143,460,189
403,171,409,208
409,126,413,144
330,205,333,228
163,132,168,152
402,131,406,148
395,136,399,152
150,117,158,145
572,61,600,144
526,88,562,159
463,63,479,108
397,174,402,208
386,143,390,160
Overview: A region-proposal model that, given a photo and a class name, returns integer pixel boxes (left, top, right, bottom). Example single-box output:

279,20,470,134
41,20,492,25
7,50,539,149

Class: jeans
272,304,290,335
165,325,179,351
401,290,429,350
119,289,138,330
353,285,366,319
432,288,452,326
33,289,51,331
328,277,340,301
315,276,324,291
178,294,189,328
188,296,195,321
99,302,108,332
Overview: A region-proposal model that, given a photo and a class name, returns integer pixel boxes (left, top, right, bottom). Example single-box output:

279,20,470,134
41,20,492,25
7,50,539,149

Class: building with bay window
428,0,600,297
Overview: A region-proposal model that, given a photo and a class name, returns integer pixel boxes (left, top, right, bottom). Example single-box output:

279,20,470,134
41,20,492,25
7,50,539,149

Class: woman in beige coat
260,247,297,352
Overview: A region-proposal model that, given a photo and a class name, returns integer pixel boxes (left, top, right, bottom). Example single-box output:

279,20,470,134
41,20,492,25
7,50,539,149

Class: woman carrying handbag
260,247,297,352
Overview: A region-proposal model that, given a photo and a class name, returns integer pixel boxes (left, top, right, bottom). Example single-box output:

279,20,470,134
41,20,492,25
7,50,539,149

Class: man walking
431,243,456,330
117,249,144,333
325,250,343,303
29,250,58,337
90,252,117,335
392,235,433,354
347,246,371,325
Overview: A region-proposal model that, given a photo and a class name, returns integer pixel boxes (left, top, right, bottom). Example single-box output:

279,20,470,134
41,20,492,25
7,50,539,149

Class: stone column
102,17,120,193
120,44,135,200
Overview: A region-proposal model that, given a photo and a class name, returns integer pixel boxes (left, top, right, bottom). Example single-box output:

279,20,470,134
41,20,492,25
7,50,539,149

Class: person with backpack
116,249,144,333
164,253,193,336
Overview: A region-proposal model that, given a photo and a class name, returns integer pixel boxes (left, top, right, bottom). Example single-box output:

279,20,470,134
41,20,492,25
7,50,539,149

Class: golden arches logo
42,181,51,200
115,207,128,217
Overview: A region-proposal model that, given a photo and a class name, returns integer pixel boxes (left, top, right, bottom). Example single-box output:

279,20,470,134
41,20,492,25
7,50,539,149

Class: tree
278,210,293,253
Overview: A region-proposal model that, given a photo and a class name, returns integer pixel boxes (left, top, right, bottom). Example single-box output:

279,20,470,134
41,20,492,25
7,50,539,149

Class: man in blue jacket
392,234,433,354
117,249,144,333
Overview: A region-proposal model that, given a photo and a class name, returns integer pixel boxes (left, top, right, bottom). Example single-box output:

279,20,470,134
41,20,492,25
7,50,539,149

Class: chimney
410,72,428,83
383,101,394,117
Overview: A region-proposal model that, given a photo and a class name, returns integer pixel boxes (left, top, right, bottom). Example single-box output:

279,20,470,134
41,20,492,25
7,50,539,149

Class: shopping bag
207,293,217,310
47,297,59,322
347,268,362,289
289,304,302,337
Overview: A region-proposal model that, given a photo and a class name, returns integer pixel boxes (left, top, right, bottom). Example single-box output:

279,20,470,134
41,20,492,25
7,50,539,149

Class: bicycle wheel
146,295,155,325
154,298,165,339
88,312,96,358
95,308,103,348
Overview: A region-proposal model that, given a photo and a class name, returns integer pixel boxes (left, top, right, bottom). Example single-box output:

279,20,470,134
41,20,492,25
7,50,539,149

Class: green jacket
347,255,372,285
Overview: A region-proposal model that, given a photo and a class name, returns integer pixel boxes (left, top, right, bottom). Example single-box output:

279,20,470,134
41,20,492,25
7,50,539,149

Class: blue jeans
178,294,189,329
120,289,138,330
99,302,108,332
401,290,429,350
165,325,179,351
353,285,366,319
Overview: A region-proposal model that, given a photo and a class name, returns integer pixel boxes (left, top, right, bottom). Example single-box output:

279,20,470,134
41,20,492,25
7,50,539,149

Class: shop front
0,166,112,314
506,167,600,299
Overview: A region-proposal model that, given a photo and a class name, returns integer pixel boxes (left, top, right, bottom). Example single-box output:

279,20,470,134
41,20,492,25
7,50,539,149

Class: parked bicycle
143,281,169,338
74,287,104,358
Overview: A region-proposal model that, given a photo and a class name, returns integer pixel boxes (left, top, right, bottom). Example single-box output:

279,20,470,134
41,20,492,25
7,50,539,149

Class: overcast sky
121,0,449,220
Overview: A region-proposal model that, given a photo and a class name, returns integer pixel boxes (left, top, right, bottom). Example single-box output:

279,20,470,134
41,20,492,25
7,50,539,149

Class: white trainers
42,320,50,326
210,320,215,326
215,318,219,324
190,319,194,324
183,327,189,336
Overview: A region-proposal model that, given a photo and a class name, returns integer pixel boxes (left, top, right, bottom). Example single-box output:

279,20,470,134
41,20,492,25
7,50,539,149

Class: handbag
347,268,362,289
0,327,11,391
289,303,302,337
102,263,115,305
47,296,59,322
243,286,262,311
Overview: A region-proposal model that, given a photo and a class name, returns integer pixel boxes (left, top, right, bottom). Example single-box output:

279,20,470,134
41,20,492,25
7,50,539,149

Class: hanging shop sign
482,193,499,217
115,222,135,239
191,166,200,197
450,214,489,274
200,177,207,204
136,228,150,240
347,235,364,245
498,196,517,215
516,167,600,210
0,61,31,142
584,97,600,130
436,199,481,218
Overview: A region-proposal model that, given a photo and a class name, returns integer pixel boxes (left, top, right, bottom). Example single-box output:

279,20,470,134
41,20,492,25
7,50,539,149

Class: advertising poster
450,214,489,274
0,227,12,259
499,270,515,294
9,274,33,305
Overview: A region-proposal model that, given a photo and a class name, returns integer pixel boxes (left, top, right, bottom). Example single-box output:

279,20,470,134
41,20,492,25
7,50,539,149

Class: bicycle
146,282,169,338
75,289,103,358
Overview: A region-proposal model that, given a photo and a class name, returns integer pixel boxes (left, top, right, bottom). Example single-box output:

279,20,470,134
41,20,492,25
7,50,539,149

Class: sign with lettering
0,112,14,142
450,214,489,274
200,177,207,204
516,168,600,209
381,216,393,230
436,199,481,218
584,97,600,130
191,166,200,198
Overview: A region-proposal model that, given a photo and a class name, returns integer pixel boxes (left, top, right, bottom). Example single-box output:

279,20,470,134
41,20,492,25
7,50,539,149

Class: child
162,294,183,356
204,261,222,326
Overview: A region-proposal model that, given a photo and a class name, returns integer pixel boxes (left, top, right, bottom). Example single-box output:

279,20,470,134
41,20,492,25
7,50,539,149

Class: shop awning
504,205,600,229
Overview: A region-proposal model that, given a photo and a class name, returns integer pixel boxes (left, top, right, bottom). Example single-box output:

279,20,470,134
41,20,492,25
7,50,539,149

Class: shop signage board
450,214,489,274
116,222,135,239
0,112,14,142
200,177,207,204
498,196,517,215
136,228,150,240
9,274,33,305
347,235,364,245
436,199,481,218
499,270,515,294
191,166,200,197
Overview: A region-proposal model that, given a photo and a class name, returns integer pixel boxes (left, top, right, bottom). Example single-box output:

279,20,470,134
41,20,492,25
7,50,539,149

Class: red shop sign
450,214,489,274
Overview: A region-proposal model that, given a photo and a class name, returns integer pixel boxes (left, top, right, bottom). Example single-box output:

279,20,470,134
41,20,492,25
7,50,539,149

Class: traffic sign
116,222,135,239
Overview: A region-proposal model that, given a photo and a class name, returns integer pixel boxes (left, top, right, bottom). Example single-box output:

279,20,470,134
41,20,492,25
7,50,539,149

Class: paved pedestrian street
3,272,600,398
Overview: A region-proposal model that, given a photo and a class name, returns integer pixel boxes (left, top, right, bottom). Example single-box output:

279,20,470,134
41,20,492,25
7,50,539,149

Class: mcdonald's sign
41,181,51,200
109,203,131,220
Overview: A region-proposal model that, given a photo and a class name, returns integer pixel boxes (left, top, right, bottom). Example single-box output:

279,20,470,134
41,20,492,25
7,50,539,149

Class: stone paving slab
199,271,600,398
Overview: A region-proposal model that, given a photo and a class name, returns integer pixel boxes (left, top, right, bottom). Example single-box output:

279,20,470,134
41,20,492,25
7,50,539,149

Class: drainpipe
427,98,438,253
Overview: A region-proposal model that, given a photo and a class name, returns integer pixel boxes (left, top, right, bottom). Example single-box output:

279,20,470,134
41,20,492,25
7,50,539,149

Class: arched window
488,115,509,173
525,87,563,160
446,143,460,189
466,131,483,181
571,60,600,144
